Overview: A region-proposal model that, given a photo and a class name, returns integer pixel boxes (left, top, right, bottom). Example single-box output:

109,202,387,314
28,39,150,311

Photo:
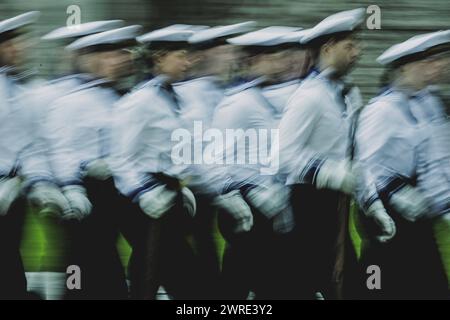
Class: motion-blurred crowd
0,8,449,300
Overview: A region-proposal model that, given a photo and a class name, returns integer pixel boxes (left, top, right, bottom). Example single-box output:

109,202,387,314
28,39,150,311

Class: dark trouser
190,195,221,299
283,184,361,300
119,190,204,300
218,203,283,300
63,177,128,300
357,204,449,300
0,197,28,299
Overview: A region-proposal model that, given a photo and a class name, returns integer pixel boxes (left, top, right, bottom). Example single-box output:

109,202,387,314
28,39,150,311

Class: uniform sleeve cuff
300,157,327,185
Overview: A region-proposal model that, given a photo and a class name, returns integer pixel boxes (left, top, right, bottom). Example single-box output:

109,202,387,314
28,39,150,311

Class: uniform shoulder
49,87,97,115
263,79,300,92
285,78,327,114
219,86,265,112
117,82,161,109
362,89,404,117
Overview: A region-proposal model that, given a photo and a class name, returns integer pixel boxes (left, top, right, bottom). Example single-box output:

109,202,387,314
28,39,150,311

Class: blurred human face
289,48,310,79
396,60,429,91
205,44,239,79
0,35,28,67
97,49,134,81
156,49,191,82
261,50,292,82
247,49,297,82
185,50,204,77
259,48,311,82
322,35,361,76
247,53,277,82
77,49,133,82
423,53,450,85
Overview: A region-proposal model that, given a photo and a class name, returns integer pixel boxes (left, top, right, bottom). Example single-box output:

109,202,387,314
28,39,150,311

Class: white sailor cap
0,11,40,39
137,25,196,44
227,26,302,46
300,8,365,44
66,25,142,51
173,24,210,33
377,30,450,66
188,21,256,44
281,28,309,43
42,20,124,41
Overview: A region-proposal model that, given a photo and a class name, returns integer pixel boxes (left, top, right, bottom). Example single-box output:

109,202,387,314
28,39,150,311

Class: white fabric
0,177,22,216
261,79,300,120
137,25,194,43
42,20,124,40
66,25,142,51
275,69,357,186
181,187,197,217
188,21,256,44
0,11,40,34
366,200,396,243
213,190,253,233
300,8,365,44
227,26,301,46
316,159,356,194
46,77,119,186
28,182,71,216
62,185,92,220
138,185,178,219
245,183,290,219
377,30,450,65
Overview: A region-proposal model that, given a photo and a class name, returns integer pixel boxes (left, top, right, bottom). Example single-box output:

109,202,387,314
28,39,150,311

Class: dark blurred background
1,0,449,101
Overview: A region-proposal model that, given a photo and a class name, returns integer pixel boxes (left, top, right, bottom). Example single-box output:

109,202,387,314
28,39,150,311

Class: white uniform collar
174,75,220,86
314,67,346,94
263,78,300,91
224,76,267,96
140,74,171,89
0,65,36,83
48,73,90,85
390,83,425,99
66,75,113,95
0,65,15,75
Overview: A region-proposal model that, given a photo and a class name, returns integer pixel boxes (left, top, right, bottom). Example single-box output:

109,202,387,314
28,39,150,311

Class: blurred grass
21,207,450,285
20,209,226,273
349,205,450,281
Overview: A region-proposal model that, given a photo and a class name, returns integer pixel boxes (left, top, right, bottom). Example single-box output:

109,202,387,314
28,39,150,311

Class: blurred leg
190,195,221,299
0,197,28,299
64,177,128,299
119,198,163,300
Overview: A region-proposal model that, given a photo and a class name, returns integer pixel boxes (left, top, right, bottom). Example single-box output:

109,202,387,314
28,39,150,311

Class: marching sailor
111,25,253,299
355,30,450,299
274,8,365,299
211,26,303,299
173,22,255,298
46,25,141,299
0,11,67,299
260,27,311,122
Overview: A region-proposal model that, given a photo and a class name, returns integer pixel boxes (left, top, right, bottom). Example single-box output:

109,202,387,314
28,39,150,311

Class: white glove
272,205,295,234
181,187,196,217
28,182,72,217
213,190,253,233
62,185,93,220
316,160,356,194
366,200,396,243
0,177,22,216
390,185,429,222
84,159,112,181
138,185,177,219
245,184,290,219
